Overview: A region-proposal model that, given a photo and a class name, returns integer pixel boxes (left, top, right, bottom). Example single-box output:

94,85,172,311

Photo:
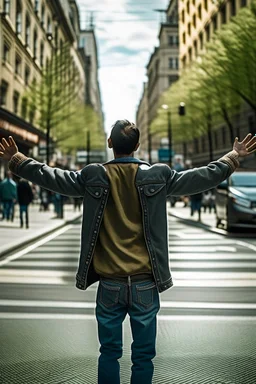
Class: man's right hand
0,136,18,161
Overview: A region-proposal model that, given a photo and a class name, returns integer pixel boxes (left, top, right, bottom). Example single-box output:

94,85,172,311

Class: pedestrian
190,192,203,221
1,125,256,384
17,178,34,228
0,170,17,221
73,197,82,212
39,187,50,211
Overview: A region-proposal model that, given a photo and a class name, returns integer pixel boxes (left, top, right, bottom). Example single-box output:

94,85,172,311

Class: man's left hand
233,134,256,157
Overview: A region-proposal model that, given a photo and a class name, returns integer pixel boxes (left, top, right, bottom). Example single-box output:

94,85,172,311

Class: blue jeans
96,276,160,384
2,200,14,221
19,205,29,228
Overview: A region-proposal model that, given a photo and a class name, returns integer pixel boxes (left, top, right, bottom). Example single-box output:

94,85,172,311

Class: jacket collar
104,157,150,165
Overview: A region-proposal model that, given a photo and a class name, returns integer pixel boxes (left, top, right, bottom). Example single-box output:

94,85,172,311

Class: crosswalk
0,216,256,319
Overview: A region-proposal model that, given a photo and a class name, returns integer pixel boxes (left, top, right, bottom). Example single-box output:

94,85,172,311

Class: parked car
215,171,256,231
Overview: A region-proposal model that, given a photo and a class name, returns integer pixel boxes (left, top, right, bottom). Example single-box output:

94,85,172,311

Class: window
54,25,58,49
230,0,236,16
0,81,8,106
206,24,210,42
168,36,174,46
221,5,226,24
199,32,203,49
25,14,30,46
15,54,21,75
188,47,192,61
212,15,217,32
16,0,22,34
204,0,208,11
183,32,186,44
187,1,190,14
4,0,10,14
182,10,185,23
192,0,195,4
13,91,19,114
34,0,39,12
41,3,45,26
21,97,28,119
198,4,202,19
188,22,191,35
240,0,247,7
33,29,38,58
25,66,30,85
47,16,52,34
182,55,187,68
193,40,198,57
29,105,35,124
192,14,196,28
40,41,44,66
3,41,10,63
168,58,179,69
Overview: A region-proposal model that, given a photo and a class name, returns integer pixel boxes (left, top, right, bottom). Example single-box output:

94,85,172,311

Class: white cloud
77,0,168,135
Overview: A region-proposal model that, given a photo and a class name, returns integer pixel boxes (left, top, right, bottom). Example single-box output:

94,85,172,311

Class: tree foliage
150,1,256,144
25,43,105,157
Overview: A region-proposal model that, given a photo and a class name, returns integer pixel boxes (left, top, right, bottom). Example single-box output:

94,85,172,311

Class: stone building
0,0,103,176
136,0,179,162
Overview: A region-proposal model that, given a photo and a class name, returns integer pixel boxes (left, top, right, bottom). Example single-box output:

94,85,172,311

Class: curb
168,210,229,237
0,214,82,260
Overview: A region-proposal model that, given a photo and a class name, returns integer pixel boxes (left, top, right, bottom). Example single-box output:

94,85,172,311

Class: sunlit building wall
136,0,179,162
136,82,149,161
0,0,88,176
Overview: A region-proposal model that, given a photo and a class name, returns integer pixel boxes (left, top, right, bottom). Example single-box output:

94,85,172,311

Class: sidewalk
168,201,216,229
0,203,82,258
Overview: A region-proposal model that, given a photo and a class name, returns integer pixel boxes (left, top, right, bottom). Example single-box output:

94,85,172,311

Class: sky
77,0,169,136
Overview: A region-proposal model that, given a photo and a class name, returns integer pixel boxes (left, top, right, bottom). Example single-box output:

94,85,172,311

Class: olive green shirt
93,163,152,277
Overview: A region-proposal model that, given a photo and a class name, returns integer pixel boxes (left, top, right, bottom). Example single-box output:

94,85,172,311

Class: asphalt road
0,217,255,384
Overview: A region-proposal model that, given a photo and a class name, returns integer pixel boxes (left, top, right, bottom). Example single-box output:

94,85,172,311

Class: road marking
236,240,256,252
0,225,73,267
169,246,237,252
168,240,236,245
6,261,78,267
169,261,256,268
0,299,255,310
0,313,255,320
169,253,256,260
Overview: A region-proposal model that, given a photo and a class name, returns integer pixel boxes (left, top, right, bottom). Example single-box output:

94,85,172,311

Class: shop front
0,108,46,179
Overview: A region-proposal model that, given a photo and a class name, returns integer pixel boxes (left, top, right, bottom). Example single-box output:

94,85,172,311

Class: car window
231,173,256,187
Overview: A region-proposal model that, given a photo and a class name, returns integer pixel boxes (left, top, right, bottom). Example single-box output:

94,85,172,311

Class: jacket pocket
143,184,165,197
85,186,104,198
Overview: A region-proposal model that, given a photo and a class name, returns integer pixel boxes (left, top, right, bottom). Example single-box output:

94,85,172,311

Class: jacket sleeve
9,153,87,197
165,150,239,197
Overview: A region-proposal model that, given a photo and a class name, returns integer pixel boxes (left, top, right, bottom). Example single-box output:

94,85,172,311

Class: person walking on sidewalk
190,192,203,221
1,124,256,384
17,178,34,228
0,170,17,221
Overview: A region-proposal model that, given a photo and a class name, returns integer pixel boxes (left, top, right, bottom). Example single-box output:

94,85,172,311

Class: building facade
136,82,149,161
179,0,252,67
0,0,101,177
178,0,255,167
136,0,179,162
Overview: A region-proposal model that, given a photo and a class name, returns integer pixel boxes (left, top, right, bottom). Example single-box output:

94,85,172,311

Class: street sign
158,148,175,162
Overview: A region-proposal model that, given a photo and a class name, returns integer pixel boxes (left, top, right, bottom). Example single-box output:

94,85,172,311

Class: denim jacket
9,150,239,293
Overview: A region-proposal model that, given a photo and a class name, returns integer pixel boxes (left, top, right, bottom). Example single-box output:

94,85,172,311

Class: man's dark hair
110,119,140,155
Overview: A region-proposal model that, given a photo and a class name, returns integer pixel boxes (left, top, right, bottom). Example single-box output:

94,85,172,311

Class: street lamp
162,104,172,167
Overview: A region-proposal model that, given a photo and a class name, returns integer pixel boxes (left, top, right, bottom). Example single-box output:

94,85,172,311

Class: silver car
215,171,256,231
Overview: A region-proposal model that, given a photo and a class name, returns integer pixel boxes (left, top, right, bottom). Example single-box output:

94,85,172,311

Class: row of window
0,80,34,122
3,42,32,84
193,119,255,153
3,37,45,68
3,0,52,34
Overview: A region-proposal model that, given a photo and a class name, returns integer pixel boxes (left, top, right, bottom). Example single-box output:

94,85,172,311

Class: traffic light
179,102,185,116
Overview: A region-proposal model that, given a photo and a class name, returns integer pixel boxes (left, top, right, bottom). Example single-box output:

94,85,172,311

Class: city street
0,213,256,384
